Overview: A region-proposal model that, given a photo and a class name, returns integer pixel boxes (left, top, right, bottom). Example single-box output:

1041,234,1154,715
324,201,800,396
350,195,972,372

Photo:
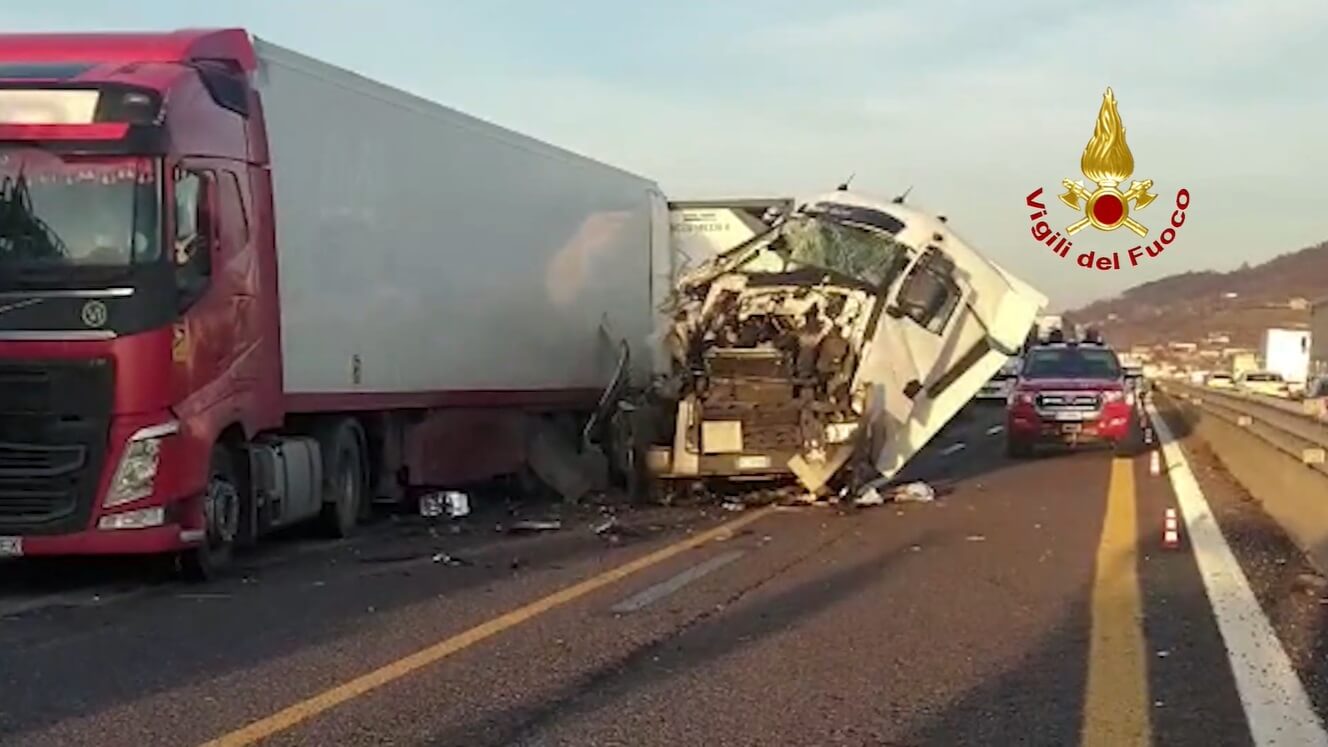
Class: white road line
1148,404,1328,746
0,586,150,619
611,550,745,614
939,442,967,457
985,425,1005,436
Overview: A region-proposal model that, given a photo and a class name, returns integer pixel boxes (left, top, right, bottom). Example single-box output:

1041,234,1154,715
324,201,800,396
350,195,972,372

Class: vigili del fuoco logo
1025,87,1191,271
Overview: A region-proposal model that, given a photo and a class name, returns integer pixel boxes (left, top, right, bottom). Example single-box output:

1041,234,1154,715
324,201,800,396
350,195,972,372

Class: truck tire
1006,436,1033,459
319,421,365,538
180,445,241,582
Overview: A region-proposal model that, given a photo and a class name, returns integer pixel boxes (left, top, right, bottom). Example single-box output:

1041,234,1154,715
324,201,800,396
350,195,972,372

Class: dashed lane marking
1148,405,1328,746
939,442,967,457
985,425,1004,436
611,550,745,613
200,505,779,747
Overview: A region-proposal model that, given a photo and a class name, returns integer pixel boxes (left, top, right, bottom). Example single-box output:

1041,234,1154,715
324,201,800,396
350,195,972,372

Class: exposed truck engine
642,189,1048,496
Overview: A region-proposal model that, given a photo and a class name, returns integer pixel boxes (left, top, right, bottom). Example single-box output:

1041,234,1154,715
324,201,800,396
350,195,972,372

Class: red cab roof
0,28,257,71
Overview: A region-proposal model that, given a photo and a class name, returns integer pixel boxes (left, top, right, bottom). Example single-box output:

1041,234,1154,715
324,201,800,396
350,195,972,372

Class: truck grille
0,359,113,534
1036,392,1101,410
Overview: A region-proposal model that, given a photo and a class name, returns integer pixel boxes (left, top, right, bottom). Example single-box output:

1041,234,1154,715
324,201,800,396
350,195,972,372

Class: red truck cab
1005,341,1137,457
0,31,285,576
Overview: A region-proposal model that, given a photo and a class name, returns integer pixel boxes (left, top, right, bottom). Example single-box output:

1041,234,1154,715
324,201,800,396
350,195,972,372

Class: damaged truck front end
645,190,1047,495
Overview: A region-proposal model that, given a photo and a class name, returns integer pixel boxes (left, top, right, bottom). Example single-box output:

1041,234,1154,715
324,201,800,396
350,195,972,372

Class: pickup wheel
319,421,365,538
1005,436,1034,459
179,445,241,582
1114,426,1142,458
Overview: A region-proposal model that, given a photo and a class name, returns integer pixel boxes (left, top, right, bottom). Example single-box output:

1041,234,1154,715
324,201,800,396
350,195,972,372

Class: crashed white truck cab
645,189,1047,494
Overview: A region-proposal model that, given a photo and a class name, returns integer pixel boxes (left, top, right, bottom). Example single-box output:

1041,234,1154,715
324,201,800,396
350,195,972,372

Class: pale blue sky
6,1,1326,309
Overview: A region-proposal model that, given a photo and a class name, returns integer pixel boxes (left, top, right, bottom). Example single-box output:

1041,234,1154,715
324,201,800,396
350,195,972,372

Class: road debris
431,552,471,566
853,487,886,507
419,491,471,519
527,419,608,502
893,481,937,503
722,501,746,512
965,534,986,542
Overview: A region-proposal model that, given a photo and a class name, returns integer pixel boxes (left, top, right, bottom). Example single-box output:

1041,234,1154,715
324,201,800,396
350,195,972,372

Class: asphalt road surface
1,402,1326,746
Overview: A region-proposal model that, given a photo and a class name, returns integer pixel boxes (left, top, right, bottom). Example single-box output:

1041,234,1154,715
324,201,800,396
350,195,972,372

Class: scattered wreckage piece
640,188,1048,495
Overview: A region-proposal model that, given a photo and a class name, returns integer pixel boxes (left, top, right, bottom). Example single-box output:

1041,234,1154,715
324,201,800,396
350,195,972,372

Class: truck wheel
320,421,365,538
1006,436,1033,459
180,445,241,582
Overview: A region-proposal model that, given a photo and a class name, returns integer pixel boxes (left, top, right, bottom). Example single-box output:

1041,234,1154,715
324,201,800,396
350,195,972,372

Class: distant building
1198,349,1221,359
1169,341,1198,353
1290,297,1310,311
1223,292,1240,299
1206,333,1231,344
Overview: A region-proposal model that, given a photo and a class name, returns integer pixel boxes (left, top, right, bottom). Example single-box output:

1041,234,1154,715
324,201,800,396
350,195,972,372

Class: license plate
1052,411,1085,421
0,537,22,557
1061,423,1082,434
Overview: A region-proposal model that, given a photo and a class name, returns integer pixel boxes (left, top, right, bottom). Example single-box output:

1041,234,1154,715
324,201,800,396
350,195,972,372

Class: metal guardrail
1159,381,1328,478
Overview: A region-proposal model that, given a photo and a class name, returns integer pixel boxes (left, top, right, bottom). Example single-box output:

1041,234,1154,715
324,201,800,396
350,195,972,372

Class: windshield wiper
0,170,70,263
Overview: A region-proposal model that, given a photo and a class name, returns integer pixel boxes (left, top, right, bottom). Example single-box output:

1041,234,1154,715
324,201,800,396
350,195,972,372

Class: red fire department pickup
1004,340,1137,457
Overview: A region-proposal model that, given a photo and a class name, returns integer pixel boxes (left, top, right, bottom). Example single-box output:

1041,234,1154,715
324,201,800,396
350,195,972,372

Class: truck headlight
104,422,179,508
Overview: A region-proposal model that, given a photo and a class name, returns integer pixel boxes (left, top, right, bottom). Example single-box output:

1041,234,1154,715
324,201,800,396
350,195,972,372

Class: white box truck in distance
1264,328,1311,390
0,28,661,577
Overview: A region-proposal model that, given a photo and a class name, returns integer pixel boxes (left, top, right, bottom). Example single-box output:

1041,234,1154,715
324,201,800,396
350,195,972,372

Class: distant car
1005,342,1137,458
1307,376,1328,399
1303,376,1328,421
1236,370,1290,397
1205,373,1235,389
977,372,1014,401
976,361,1021,402
1123,365,1150,397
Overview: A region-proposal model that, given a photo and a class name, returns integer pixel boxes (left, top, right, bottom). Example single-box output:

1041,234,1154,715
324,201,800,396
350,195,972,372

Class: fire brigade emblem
1058,87,1157,237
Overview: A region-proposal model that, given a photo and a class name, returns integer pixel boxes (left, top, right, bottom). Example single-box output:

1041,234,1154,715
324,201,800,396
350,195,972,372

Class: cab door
861,245,1044,478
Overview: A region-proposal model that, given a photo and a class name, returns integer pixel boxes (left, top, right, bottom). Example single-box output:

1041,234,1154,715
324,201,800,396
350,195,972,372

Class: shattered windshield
0,149,160,271
741,214,911,288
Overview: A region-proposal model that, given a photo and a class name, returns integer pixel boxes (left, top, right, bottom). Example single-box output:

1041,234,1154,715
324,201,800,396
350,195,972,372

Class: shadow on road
0,503,698,741
430,529,948,747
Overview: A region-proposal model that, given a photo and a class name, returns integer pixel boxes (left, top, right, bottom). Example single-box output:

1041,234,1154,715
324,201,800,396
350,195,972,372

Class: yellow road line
201,505,778,747
1081,458,1150,746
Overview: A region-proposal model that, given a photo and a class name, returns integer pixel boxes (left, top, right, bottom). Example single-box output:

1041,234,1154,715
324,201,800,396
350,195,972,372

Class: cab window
896,247,962,334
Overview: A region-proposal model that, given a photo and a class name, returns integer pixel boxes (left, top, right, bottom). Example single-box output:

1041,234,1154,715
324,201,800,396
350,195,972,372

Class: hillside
1065,241,1328,350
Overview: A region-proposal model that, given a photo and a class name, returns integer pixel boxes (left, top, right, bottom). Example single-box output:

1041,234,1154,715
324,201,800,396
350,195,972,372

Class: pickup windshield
1023,347,1122,379
0,149,159,272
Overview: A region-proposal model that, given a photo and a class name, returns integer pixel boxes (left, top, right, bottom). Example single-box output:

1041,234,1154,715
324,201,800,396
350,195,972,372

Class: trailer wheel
320,421,365,538
180,445,241,582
